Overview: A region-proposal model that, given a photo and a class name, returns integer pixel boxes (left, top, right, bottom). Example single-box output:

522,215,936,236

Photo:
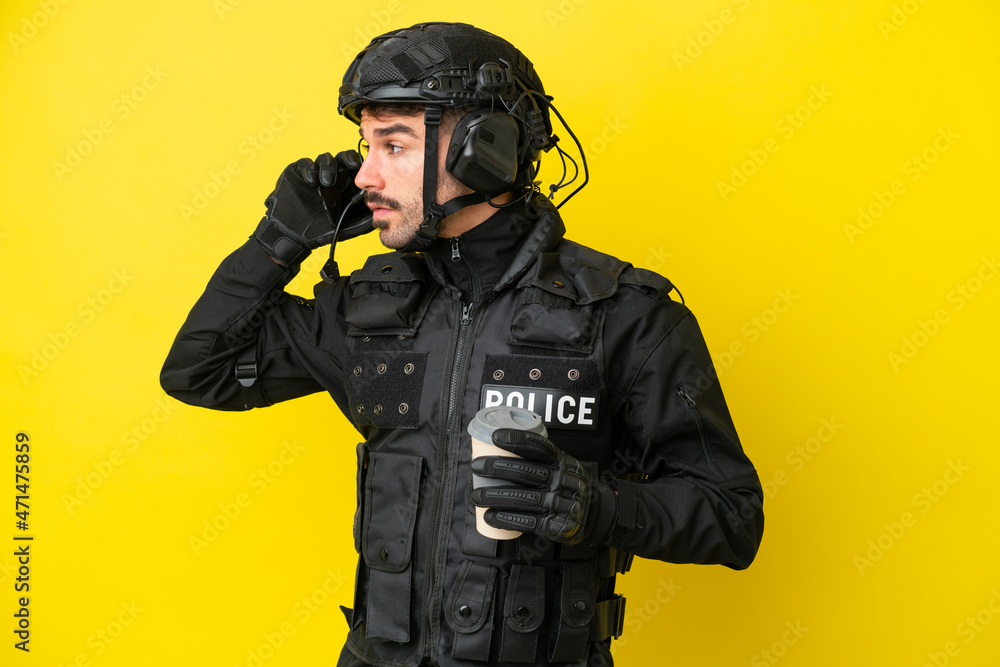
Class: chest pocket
345,253,437,337
508,251,626,354
344,253,437,429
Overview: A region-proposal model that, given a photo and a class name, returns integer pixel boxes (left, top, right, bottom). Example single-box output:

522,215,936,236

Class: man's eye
388,144,403,155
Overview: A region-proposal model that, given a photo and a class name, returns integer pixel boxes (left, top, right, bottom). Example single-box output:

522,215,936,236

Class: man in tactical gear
161,22,764,667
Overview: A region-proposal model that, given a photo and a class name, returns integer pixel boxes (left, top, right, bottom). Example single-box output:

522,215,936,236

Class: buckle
590,595,627,641
620,551,635,574
612,595,626,638
235,360,257,388
424,202,446,222
423,105,442,126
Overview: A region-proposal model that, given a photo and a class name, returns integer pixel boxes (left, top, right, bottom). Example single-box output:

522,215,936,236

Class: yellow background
2,0,998,665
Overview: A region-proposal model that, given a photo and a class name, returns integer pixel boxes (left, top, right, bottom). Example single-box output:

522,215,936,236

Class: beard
365,190,422,250
365,171,472,250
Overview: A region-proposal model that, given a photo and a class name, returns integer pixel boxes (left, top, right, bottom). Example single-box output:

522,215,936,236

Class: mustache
364,191,401,210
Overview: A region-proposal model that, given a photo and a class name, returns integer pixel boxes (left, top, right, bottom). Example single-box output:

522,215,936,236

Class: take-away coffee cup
468,406,548,540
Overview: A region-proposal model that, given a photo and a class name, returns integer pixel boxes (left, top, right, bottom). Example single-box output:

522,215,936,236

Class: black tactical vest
336,211,668,666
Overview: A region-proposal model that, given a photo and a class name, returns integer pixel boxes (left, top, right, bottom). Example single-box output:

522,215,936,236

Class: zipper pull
451,238,461,262
677,386,696,408
461,303,473,325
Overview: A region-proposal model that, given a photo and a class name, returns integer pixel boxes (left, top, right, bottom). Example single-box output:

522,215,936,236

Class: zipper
676,385,719,472
426,236,483,657
460,242,482,298
425,298,478,657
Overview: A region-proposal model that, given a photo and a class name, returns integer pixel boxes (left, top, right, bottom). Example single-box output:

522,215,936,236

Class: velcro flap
445,561,498,633
504,565,545,632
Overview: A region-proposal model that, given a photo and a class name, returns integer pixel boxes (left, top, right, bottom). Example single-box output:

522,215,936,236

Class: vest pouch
508,252,623,353
346,254,436,337
548,560,596,663
444,560,499,662
500,564,546,663
508,289,604,353
360,450,423,643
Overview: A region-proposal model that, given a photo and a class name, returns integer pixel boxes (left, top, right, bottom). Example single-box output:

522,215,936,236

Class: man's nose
354,153,382,191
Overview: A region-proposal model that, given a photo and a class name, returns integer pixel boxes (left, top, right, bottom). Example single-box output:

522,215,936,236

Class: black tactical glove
253,150,371,266
469,429,618,545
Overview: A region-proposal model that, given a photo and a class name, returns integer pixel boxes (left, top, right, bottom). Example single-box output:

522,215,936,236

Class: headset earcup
446,110,522,194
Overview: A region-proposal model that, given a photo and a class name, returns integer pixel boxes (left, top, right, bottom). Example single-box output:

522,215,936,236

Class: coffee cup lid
467,406,547,443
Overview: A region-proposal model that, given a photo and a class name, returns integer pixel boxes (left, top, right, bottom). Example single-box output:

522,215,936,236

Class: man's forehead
359,110,424,139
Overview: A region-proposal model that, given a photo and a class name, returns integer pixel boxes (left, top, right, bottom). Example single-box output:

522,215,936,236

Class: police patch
480,385,600,431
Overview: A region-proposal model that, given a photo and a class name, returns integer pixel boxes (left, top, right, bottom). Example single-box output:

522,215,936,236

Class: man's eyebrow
359,123,420,140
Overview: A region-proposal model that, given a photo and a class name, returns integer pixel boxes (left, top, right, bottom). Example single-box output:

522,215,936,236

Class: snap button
458,605,472,618
568,369,580,381
374,404,383,415
356,405,365,415
552,280,564,288
353,366,362,377
404,363,415,375
381,265,393,273
517,606,531,619
379,547,388,560
529,368,541,380
398,403,409,414
362,335,371,342
574,601,587,612
493,369,504,380
377,363,387,374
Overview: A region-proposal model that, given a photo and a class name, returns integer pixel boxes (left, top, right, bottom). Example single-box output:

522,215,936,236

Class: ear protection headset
446,106,537,196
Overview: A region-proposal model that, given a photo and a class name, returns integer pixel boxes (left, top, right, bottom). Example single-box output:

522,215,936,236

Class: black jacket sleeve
602,285,765,570
160,237,350,412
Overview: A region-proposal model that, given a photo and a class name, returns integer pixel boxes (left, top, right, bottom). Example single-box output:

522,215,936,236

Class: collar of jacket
422,193,566,300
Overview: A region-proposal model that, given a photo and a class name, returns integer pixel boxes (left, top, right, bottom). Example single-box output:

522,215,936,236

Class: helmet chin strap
401,105,488,253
